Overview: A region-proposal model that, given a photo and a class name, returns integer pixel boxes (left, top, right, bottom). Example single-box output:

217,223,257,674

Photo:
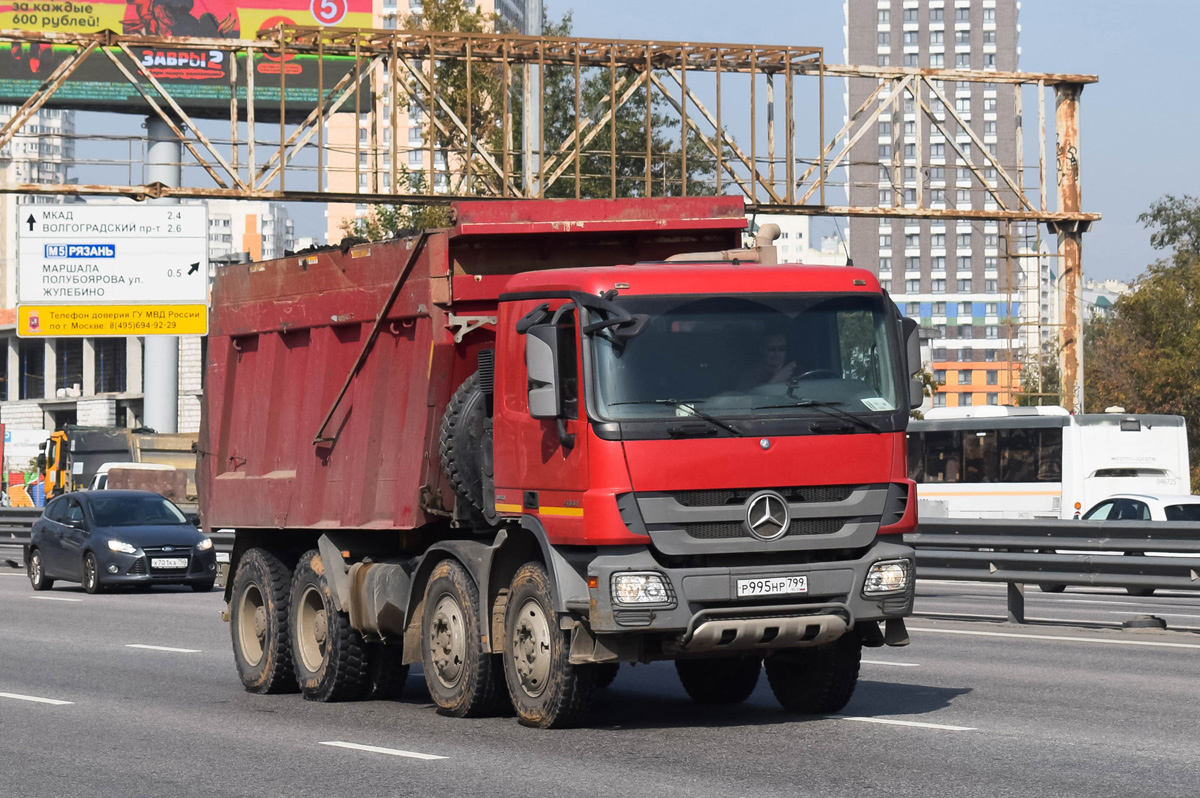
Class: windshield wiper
754,399,881,433
608,399,743,437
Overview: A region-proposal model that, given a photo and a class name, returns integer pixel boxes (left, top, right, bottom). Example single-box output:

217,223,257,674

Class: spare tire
439,373,498,525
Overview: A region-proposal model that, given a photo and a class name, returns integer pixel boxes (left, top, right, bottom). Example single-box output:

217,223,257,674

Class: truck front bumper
579,539,913,659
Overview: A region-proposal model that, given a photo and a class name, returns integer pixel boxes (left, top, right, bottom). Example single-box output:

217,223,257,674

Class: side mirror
901,316,921,377
186,513,200,526
525,323,562,420
909,378,925,410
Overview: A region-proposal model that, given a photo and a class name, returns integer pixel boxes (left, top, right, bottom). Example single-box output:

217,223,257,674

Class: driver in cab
740,333,796,389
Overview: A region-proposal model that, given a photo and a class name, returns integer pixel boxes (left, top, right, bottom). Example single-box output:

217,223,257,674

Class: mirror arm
556,418,576,450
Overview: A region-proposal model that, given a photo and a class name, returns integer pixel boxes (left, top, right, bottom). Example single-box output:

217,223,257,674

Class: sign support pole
143,116,180,434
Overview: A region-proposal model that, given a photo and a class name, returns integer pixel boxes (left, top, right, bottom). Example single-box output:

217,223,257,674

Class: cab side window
64,500,84,526
44,497,66,523
1082,500,1114,520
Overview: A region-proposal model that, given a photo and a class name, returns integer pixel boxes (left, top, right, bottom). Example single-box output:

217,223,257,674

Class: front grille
682,517,846,540
143,545,191,554
128,559,147,575
672,485,856,508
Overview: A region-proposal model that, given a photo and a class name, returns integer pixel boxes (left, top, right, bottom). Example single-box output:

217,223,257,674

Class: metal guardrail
905,519,1200,623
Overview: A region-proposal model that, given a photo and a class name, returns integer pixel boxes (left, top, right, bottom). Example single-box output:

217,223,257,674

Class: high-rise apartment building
844,0,1035,408
324,0,535,243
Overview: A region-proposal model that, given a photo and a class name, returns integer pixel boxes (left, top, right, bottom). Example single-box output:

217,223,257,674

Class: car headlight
611,572,674,606
107,540,137,555
196,537,213,551
863,560,911,594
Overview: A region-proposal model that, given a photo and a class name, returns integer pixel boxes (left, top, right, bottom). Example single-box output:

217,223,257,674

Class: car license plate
736,575,807,598
151,557,188,569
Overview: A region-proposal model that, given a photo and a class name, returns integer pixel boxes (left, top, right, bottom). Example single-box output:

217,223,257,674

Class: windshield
591,294,902,421
89,495,188,527
1165,503,1200,522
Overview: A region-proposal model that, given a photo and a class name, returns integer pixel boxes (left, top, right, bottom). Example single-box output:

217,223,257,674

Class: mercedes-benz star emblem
744,490,790,541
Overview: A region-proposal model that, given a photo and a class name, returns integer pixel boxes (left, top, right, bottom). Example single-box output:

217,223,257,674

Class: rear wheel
421,559,503,717
82,552,104,594
675,656,762,705
229,547,298,694
290,550,367,702
503,562,595,729
360,643,410,701
191,579,216,593
765,632,862,714
27,549,53,591
593,662,620,690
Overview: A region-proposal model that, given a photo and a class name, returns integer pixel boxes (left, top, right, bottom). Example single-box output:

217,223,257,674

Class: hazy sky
559,0,1200,283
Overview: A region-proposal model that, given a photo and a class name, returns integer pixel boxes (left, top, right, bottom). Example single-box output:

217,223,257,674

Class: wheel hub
237,583,267,667
511,599,551,698
297,585,330,673
429,595,466,688
253,605,268,639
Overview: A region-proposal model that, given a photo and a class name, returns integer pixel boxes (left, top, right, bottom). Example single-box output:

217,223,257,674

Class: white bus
907,406,1190,520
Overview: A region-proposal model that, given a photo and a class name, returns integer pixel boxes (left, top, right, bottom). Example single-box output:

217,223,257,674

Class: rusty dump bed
199,197,745,533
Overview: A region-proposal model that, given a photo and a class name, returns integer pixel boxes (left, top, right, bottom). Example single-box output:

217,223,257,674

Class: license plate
736,575,807,598
151,557,188,570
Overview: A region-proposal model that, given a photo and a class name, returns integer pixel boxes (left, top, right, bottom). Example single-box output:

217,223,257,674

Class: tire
82,552,104,594
1038,584,1066,593
421,559,504,717
229,547,298,694
593,662,620,690
503,562,595,729
675,656,762,705
439,373,498,525
360,642,410,701
27,549,54,591
765,632,862,715
1126,587,1156,597
191,579,216,593
290,550,368,702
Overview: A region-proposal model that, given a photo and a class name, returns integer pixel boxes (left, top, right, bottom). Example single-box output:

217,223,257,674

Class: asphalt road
2,570,1200,798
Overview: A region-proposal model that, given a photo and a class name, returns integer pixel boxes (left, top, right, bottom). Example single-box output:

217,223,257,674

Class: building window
879,165,892,182
987,393,999,406
985,349,997,362
983,8,996,21
94,339,126,394
880,234,892,248
931,143,945,158
879,257,892,271
878,9,889,22
957,233,972,248
19,339,44,399
904,8,917,22
930,167,945,182
931,256,946,270
984,233,998,247
933,393,947,408
930,7,944,21
934,348,948,360
905,233,920,248
878,54,891,67
984,31,996,44
957,256,972,270
955,97,971,114
878,119,892,136
984,121,997,135
957,302,970,316
879,189,892,205
985,279,998,293
986,326,999,339
956,7,970,21
986,303,999,315
957,189,972,206
932,279,946,293
930,30,944,45
908,302,921,316
986,370,999,385
958,167,972,183
878,31,890,46
933,302,946,315
984,97,997,112
56,339,83,393
985,257,998,270
905,256,921,271
904,143,916,159
904,31,918,46
934,369,946,382
931,189,946,204
930,53,944,68
879,143,892,158
906,279,921,292
904,53,919,67
958,278,973,292
881,280,891,291
955,30,971,45
958,370,972,385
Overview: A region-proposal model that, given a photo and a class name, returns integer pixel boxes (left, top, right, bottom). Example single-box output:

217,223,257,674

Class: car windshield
1164,503,1200,522
88,495,188,527
591,293,902,421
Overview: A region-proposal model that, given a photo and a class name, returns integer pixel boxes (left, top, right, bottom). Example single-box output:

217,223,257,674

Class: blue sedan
26,490,218,594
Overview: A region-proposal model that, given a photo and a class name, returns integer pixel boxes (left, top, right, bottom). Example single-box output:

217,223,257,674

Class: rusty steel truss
0,27,1099,407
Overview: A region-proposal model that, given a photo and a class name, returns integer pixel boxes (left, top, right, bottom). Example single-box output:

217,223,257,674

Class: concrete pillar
82,337,96,397
43,339,57,400
143,116,180,433
126,336,143,395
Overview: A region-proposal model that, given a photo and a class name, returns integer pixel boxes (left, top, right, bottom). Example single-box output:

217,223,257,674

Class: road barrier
905,519,1200,622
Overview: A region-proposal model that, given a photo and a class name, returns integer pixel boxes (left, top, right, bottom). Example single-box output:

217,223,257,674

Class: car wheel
28,549,54,591
82,552,105,595
191,579,216,593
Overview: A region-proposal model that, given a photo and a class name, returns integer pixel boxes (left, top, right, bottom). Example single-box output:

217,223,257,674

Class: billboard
0,0,374,117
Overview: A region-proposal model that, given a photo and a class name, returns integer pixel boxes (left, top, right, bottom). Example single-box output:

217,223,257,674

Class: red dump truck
201,197,920,728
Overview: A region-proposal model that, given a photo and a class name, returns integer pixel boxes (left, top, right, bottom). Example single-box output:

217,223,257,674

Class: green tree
1086,195,1200,490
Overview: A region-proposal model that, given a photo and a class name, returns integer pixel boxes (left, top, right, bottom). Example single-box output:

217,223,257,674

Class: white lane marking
832,715,974,731
0,691,73,706
319,741,447,761
0,571,29,576
30,596,83,602
910,626,1200,650
126,644,201,654
861,659,920,667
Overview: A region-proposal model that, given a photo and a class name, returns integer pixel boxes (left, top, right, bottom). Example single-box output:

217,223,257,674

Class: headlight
611,572,674,606
107,540,137,555
196,537,213,551
863,560,911,594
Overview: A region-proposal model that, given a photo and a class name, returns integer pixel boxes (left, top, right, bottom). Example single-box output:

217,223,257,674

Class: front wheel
191,579,216,593
675,656,762,705
229,547,298,694
421,559,504,717
290,550,367,702
82,552,104,594
765,632,862,714
28,549,53,591
503,562,595,729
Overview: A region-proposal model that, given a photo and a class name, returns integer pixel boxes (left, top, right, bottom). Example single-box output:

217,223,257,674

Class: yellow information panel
18,305,208,337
